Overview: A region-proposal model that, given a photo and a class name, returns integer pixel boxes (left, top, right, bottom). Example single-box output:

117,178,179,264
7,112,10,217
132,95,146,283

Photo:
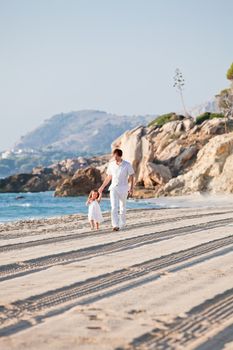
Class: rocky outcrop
142,162,172,188
159,133,233,196
112,117,233,197
54,167,102,196
0,155,110,194
2,114,233,198
112,117,194,185
0,172,59,193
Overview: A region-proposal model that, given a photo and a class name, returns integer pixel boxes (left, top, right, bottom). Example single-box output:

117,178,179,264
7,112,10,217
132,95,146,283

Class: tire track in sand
0,234,233,337
118,287,233,350
1,217,233,282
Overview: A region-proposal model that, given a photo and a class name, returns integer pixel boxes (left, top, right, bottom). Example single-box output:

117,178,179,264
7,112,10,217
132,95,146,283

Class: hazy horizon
0,0,232,151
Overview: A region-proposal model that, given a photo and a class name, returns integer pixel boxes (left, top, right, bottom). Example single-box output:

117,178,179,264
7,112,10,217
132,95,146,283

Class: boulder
49,158,86,176
199,118,226,136
54,167,102,196
160,133,233,196
32,166,54,175
174,145,198,171
0,173,54,192
111,117,197,188
157,141,183,162
143,162,172,188
112,126,147,177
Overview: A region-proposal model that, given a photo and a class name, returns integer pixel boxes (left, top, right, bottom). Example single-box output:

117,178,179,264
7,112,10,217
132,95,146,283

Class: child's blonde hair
88,189,100,200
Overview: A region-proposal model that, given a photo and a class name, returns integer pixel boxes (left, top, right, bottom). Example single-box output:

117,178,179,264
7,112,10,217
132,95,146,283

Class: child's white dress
88,200,104,222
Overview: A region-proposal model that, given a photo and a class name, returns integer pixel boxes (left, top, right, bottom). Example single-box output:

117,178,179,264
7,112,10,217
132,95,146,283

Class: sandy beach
1,196,233,350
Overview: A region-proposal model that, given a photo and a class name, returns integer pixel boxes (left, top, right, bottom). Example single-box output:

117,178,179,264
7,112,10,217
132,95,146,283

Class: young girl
86,189,104,230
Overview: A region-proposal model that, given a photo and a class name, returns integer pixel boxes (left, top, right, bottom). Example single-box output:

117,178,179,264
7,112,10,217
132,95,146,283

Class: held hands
98,186,104,194
127,188,133,198
98,185,133,197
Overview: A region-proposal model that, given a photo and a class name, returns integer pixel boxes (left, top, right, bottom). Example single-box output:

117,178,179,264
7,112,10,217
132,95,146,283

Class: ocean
0,191,158,223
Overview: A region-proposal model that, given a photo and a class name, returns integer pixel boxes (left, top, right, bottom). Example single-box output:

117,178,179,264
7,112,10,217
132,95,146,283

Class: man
98,148,135,231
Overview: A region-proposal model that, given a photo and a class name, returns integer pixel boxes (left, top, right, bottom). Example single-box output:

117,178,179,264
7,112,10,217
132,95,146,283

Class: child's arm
86,191,93,206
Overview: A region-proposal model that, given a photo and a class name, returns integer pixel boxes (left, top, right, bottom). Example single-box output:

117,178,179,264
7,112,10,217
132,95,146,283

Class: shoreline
2,192,233,226
0,192,158,225
0,207,161,231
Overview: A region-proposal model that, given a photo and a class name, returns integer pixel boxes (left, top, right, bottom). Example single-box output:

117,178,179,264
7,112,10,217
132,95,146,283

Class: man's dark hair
113,148,123,157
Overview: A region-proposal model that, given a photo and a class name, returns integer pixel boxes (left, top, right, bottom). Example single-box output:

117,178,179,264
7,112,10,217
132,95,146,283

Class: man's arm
128,174,135,195
98,175,112,193
97,191,102,202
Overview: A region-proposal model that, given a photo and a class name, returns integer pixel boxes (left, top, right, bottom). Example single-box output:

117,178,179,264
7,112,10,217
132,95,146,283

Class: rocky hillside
2,113,233,198
112,113,233,197
160,133,233,196
13,110,156,154
1,100,221,179
1,94,233,197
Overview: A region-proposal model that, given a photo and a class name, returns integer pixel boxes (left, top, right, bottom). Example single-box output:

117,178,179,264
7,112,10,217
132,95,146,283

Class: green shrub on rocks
195,112,225,125
148,113,183,127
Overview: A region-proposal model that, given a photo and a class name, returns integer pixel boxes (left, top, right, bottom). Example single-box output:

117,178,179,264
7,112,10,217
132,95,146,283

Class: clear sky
0,0,232,151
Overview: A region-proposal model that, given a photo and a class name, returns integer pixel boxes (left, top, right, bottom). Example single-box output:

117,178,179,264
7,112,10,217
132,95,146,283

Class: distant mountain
14,110,157,154
188,98,220,118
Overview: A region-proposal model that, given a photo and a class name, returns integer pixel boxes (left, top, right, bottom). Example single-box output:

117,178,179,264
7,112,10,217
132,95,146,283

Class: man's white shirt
106,160,134,192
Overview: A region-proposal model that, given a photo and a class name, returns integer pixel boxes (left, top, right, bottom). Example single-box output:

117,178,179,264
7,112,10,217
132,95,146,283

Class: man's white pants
110,188,128,228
